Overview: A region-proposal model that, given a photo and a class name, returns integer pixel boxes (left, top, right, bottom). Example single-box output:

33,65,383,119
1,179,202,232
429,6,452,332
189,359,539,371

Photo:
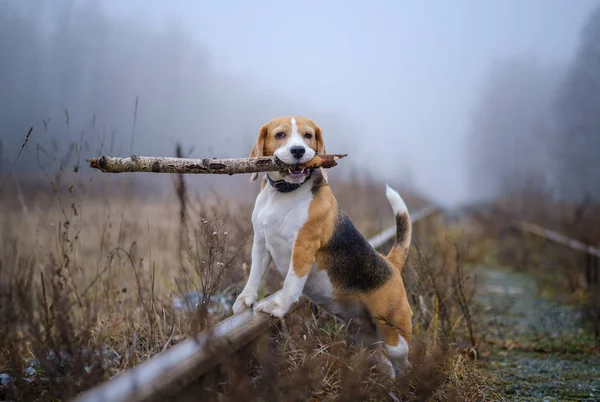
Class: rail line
514,221,600,258
514,220,600,286
72,206,440,402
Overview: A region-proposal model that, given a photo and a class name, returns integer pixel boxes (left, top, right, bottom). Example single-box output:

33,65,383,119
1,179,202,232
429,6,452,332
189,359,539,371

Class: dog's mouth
282,167,311,180
285,167,309,175
274,156,312,180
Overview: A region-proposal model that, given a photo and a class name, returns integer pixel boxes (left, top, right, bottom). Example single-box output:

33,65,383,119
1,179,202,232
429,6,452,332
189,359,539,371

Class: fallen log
87,154,347,175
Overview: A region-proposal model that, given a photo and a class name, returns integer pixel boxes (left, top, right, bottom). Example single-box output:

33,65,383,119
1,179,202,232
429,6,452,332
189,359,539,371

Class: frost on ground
477,266,600,401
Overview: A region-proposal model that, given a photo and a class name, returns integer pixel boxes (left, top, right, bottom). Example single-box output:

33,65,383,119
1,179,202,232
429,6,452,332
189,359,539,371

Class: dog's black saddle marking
320,208,393,292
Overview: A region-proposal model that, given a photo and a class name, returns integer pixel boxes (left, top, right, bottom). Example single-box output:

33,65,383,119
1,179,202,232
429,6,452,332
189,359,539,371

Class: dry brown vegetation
0,129,489,401
186,210,492,402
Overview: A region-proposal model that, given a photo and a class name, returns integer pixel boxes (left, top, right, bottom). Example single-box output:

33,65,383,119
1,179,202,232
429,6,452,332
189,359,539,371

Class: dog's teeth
288,169,292,174
301,168,305,174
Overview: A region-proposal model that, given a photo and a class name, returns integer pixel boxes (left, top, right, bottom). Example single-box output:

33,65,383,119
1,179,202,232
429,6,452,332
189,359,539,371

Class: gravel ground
476,266,600,401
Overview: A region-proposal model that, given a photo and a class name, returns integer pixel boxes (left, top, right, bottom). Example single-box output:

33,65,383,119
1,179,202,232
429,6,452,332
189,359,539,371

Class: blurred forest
467,4,600,204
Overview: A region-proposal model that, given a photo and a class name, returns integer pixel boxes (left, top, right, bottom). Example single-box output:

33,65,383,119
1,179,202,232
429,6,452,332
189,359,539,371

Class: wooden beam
514,221,600,258
71,207,436,402
71,289,307,402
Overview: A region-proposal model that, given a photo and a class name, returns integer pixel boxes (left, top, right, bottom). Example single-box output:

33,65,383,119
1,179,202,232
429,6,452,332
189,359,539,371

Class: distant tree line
467,4,600,204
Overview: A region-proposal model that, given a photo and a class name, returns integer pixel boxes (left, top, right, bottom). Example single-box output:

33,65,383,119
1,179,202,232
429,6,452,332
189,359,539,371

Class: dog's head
249,116,326,183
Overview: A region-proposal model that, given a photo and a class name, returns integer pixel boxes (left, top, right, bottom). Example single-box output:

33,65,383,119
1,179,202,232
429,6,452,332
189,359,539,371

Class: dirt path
475,266,600,401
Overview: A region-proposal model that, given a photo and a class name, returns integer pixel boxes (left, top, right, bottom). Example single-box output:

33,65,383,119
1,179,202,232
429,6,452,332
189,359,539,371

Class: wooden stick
87,154,347,175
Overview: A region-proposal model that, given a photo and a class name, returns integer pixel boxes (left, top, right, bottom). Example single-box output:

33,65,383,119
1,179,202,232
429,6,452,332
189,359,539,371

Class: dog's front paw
232,291,257,315
253,297,290,318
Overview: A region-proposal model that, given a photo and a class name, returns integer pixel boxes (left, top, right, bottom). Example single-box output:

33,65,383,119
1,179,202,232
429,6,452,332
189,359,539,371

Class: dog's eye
304,133,313,139
275,132,285,139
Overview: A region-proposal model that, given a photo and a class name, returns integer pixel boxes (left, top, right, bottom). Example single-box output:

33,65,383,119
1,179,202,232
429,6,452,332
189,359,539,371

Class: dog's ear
314,124,328,182
249,123,268,182
315,125,326,155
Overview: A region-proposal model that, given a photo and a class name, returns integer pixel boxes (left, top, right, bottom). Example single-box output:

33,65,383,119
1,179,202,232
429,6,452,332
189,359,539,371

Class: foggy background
1,0,599,207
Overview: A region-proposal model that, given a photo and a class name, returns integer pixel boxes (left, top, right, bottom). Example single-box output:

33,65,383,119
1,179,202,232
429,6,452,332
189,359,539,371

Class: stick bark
87,154,347,175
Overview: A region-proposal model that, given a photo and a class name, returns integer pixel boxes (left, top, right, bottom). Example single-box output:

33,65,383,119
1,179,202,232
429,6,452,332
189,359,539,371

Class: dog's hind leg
374,321,411,378
361,278,413,378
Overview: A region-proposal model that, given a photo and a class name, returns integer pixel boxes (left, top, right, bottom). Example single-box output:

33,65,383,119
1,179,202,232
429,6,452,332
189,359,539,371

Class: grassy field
1,148,599,401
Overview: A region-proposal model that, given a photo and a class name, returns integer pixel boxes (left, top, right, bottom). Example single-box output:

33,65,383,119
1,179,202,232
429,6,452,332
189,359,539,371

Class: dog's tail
385,184,412,272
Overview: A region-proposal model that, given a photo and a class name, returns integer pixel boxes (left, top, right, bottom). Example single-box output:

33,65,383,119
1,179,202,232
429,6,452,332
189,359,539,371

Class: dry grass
0,125,486,401
193,216,493,402
0,187,251,399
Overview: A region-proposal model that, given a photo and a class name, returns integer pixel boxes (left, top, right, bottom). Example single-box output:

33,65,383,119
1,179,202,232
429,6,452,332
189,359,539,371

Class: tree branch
87,154,347,175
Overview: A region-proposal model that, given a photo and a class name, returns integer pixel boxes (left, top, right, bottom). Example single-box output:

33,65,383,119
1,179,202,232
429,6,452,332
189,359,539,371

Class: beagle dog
232,116,413,377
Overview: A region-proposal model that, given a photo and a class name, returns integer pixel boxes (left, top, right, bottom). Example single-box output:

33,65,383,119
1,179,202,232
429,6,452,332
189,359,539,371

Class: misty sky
3,0,599,206
101,0,598,205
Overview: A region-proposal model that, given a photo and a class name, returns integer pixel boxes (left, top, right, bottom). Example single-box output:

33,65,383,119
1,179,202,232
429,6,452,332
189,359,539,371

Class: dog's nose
290,146,306,159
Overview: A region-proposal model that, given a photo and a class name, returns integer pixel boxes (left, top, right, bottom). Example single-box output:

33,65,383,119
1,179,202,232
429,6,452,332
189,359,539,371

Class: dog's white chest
250,179,353,315
253,186,312,252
